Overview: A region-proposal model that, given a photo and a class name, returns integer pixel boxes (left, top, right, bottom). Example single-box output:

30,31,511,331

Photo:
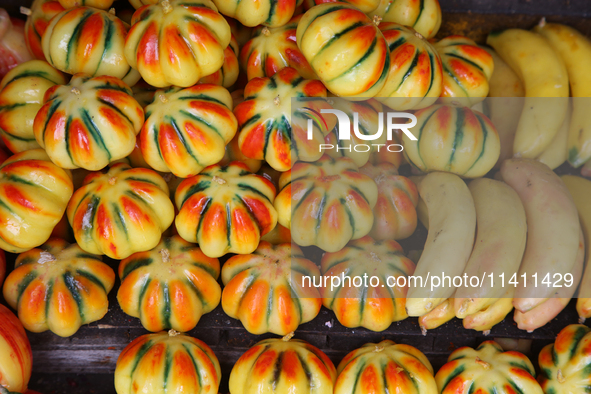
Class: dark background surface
1,0,591,393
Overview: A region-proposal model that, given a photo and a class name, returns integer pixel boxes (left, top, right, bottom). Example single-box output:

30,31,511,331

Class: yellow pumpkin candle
335,340,437,394
140,84,237,178
175,162,278,258
0,149,73,253
296,3,390,98
2,238,115,337
321,236,415,331
115,330,221,394
0,60,66,153
435,341,542,394
221,242,321,335
67,162,174,259
33,74,144,170
42,7,139,84
230,336,336,394
117,236,221,332
275,155,378,252
124,0,231,88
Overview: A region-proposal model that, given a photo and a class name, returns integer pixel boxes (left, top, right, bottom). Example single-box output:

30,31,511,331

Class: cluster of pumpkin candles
1,0,591,393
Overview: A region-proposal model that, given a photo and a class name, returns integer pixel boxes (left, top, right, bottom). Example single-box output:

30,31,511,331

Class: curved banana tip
455,298,471,319
513,298,542,314
538,17,547,28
